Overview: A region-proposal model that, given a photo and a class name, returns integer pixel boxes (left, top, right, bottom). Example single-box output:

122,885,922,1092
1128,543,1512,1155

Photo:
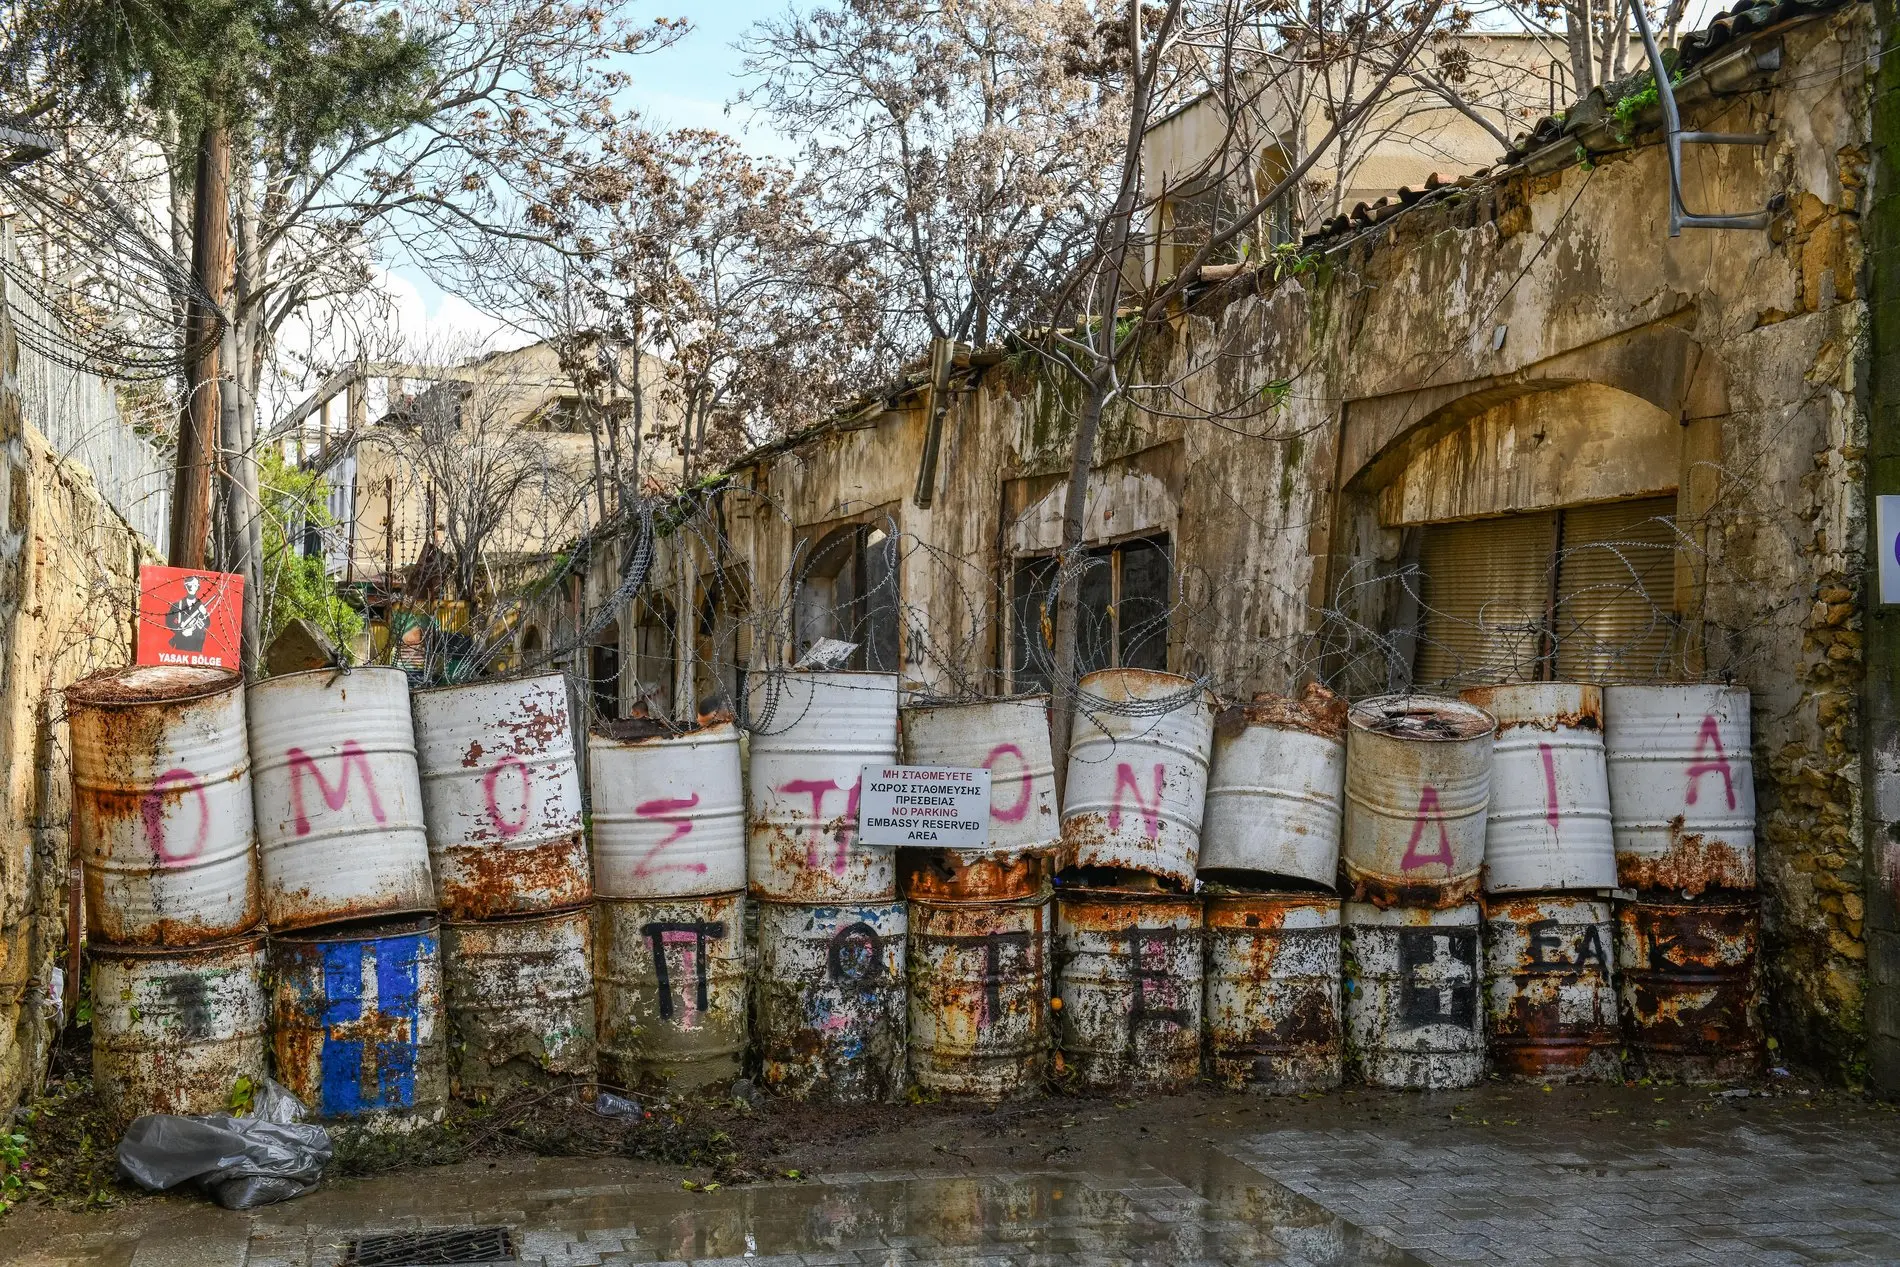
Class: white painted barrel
903,696,1061,852
1342,695,1495,908
412,674,589,919
595,891,748,1090
1342,901,1484,1089
1604,684,1755,895
1062,669,1217,888
270,916,447,1128
754,899,908,1102
1200,686,1348,889
91,934,268,1124
1462,683,1616,894
590,722,745,898
248,668,435,931
1481,895,1619,1082
1054,888,1203,1093
747,672,900,903
908,892,1052,1100
1205,892,1343,1093
68,667,260,948
442,908,596,1099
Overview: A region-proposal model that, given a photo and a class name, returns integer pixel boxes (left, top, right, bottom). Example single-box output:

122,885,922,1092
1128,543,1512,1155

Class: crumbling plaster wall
0,289,145,1114
715,8,1874,1071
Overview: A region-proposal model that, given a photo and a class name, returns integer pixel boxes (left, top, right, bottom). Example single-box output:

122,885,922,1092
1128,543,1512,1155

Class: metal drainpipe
1628,0,1772,234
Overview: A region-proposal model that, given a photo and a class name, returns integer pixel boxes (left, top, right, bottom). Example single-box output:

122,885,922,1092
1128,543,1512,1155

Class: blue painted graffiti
300,931,432,1116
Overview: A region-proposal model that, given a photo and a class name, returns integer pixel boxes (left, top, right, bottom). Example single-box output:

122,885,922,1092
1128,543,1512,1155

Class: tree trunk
1047,374,1110,800
169,121,230,568
1567,0,1596,96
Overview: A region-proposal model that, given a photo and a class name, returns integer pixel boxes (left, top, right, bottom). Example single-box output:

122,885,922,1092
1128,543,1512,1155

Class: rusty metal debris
1481,895,1621,1082
1615,894,1763,1081
1205,892,1343,1093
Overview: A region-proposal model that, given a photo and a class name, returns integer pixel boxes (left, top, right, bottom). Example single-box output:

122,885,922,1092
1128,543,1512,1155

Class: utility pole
168,120,230,569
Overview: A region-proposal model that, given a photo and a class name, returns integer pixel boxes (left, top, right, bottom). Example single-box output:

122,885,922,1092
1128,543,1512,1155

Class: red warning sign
136,566,243,671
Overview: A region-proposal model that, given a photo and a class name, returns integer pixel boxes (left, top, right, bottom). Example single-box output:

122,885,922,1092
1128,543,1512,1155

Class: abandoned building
604,0,1893,1087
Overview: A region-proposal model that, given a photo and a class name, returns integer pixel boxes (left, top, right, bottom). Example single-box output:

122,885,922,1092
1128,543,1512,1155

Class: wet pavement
6,1083,1900,1266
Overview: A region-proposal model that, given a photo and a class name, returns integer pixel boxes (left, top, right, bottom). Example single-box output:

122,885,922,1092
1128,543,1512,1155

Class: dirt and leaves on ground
1,1078,133,1217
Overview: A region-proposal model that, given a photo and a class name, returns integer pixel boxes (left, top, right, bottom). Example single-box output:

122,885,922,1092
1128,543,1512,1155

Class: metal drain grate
343,1226,517,1266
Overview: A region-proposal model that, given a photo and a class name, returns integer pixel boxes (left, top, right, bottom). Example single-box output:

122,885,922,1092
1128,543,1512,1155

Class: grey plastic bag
116,1081,332,1209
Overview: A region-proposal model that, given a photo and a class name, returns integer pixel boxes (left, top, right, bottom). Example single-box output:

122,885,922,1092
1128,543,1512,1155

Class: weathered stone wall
0,270,146,1113
693,5,1877,1074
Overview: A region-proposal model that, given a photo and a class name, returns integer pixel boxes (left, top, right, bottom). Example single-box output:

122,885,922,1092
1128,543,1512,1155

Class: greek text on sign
858,765,991,846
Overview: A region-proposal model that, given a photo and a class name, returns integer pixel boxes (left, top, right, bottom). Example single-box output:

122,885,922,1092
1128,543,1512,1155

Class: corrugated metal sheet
1553,498,1679,682
1414,514,1554,687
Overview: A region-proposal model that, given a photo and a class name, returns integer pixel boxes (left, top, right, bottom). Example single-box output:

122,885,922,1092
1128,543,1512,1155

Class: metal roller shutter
1414,513,1557,688
1553,497,1680,682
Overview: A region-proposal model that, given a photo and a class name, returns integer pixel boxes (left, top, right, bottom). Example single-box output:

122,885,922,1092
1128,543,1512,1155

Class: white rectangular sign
1881,495,1900,604
858,764,991,847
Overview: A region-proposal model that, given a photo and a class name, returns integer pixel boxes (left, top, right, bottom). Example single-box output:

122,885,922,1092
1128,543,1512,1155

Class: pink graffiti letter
1539,742,1560,831
1684,714,1737,810
778,778,860,875
1400,785,1455,871
631,793,707,878
1107,762,1165,842
661,929,703,1022
984,742,1033,824
285,741,386,836
140,767,208,865
482,755,531,837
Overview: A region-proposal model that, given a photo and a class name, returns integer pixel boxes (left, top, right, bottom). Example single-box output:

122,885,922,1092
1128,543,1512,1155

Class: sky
379,1,791,353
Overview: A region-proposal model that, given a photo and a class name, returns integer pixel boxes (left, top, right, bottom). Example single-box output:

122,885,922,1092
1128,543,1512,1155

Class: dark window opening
590,623,621,723
793,522,900,672
1009,533,1172,692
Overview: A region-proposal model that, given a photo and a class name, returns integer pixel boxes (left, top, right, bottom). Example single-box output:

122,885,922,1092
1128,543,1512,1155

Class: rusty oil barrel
270,915,447,1128
1053,886,1203,1093
754,899,907,1102
1615,894,1762,1080
1204,892,1342,1093
413,674,590,920
902,696,1060,900
1604,685,1756,896
1200,685,1348,890
595,891,747,1091
442,907,595,1099
907,891,1052,1100
746,671,900,903
91,933,267,1124
1061,670,1217,889
1481,895,1620,1082
1342,901,1484,1089
1342,695,1495,909
248,667,436,931
590,721,745,899
1460,683,1616,894
68,666,261,948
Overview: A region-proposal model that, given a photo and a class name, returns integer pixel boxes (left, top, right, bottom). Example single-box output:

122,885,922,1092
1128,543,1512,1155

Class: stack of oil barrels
748,670,907,1101
69,666,268,1125
249,667,446,1129
413,675,596,1101
900,697,1059,1100
1340,694,1497,1090
1604,685,1763,1078
1461,684,1621,1083
588,710,747,1090
1198,684,1349,1093
1053,669,1216,1094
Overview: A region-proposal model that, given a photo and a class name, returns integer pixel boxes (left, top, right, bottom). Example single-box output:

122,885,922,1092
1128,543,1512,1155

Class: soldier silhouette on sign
164,575,212,652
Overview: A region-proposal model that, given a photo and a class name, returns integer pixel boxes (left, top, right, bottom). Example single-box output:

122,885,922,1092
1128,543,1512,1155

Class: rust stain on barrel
438,831,591,921
900,848,1048,902
1482,896,1620,1083
1204,893,1341,1093
1615,823,1755,895
1616,897,1761,1079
